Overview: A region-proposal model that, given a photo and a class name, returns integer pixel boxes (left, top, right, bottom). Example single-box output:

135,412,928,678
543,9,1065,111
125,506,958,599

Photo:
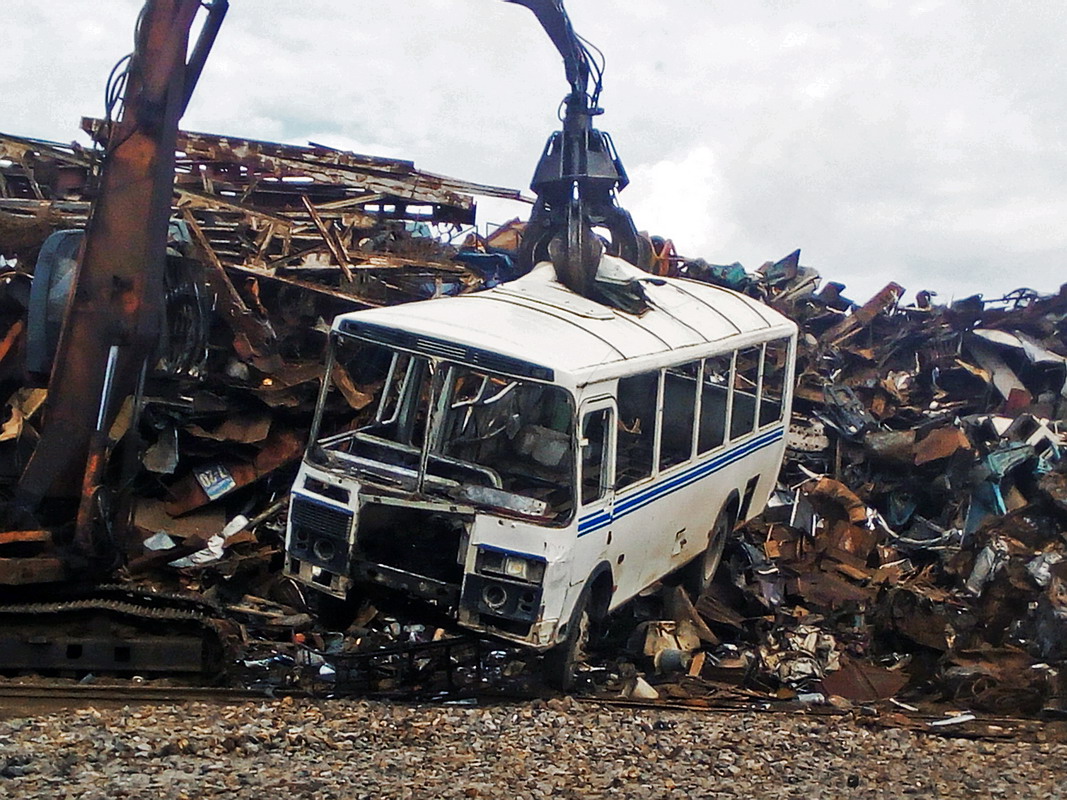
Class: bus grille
291,497,352,540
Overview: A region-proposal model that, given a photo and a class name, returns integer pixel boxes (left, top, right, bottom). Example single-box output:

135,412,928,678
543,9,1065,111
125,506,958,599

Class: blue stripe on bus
576,426,784,537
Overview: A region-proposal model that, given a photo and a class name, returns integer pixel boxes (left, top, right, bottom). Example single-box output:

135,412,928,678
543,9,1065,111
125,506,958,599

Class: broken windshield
429,364,575,520
308,336,431,481
309,334,575,522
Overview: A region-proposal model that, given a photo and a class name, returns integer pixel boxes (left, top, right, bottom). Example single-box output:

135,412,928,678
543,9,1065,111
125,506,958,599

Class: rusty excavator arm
15,0,229,571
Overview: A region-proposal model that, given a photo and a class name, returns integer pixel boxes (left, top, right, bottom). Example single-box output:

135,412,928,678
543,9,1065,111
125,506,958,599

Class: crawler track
0,584,230,676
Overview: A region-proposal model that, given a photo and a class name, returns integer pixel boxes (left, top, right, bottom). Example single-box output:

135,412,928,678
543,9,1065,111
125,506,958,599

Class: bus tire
683,511,731,599
543,590,591,692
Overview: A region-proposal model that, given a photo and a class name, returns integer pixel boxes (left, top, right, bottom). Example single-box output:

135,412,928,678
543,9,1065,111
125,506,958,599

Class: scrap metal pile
606,250,1067,717
3,125,1067,716
0,123,524,600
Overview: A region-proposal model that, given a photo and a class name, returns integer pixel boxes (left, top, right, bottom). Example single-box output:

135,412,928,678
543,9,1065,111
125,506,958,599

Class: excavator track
0,586,230,678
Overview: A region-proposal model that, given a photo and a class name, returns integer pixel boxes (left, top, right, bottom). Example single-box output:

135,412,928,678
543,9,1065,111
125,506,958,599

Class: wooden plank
0,530,52,546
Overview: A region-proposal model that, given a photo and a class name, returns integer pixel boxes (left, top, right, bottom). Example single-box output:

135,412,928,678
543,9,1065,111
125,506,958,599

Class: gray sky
3,0,1065,303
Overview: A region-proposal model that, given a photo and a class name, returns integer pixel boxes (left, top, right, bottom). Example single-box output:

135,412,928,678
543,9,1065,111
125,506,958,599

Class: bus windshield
309,334,575,522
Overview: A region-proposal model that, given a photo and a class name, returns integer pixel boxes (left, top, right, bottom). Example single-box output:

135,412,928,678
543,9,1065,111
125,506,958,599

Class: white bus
285,256,797,685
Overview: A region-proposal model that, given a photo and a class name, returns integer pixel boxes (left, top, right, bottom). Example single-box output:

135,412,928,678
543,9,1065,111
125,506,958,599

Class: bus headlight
504,555,544,583
477,549,545,584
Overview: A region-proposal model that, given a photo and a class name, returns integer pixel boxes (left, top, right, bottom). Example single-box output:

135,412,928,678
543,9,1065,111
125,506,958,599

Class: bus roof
334,257,797,383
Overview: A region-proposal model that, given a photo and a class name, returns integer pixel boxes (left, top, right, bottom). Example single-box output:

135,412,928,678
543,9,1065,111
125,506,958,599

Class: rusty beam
301,195,354,282
181,208,276,357
226,262,375,307
176,186,293,229
821,282,905,346
0,133,93,168
0,530,52,546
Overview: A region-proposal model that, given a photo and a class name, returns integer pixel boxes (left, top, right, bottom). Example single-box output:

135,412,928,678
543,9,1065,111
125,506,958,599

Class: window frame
657,359,701,473
579,400,616,507
729,344,763,442
697,350,735,455
757,337,792,430
614,370,661,491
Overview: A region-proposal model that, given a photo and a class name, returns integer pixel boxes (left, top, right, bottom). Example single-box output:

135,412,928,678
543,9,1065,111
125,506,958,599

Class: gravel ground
0,697,1063,799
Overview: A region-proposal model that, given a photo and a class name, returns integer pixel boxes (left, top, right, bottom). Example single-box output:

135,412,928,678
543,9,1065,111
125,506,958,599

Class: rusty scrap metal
300,195,354,282
820,281,905,346
662,250,1067,714
180,207,277,357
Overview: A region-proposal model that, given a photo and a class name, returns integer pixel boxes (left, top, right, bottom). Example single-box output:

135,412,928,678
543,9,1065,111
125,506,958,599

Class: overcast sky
3,0,1065,303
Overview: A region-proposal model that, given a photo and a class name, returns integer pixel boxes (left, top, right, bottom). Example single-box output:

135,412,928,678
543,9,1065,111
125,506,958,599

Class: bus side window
660,361,699,470
759,338,790,427
730,346,762,440
581,408,612,504
698,354,732,453
616,372,658,489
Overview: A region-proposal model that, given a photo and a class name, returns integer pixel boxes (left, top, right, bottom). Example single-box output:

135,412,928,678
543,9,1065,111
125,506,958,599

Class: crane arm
504,0,589,102
505,0,648,293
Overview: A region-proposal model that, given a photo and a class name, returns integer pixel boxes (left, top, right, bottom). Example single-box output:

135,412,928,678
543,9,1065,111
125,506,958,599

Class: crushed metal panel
914,426,972,466
966,337,1032,408
821,655,908,702
164,428,305,516
820,282,905,346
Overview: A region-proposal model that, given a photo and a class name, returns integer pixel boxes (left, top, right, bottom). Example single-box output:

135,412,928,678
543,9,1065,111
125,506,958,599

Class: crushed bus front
284,329,577,648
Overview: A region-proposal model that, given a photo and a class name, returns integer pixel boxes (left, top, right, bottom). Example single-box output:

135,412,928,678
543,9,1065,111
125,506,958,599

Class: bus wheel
684,512,731,599
543,593,591,692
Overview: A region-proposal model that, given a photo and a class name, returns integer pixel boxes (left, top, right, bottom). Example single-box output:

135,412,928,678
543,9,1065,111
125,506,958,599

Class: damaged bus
285,256,797,685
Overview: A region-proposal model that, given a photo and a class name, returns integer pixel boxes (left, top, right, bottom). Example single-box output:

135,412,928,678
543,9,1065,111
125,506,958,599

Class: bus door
572,396,619,597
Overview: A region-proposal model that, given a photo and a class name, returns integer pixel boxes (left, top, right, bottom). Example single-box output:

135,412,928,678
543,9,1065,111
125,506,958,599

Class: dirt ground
0,697,1063,799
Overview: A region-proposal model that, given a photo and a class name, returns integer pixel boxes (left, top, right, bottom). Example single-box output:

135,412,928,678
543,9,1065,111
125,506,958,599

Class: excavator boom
504,0,590,99
15,0,228,567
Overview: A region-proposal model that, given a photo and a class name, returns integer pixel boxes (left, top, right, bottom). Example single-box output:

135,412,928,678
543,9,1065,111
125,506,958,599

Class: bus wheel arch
543,564,612,691
683,493,739,599
587,562,614,622
722,491,741,529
